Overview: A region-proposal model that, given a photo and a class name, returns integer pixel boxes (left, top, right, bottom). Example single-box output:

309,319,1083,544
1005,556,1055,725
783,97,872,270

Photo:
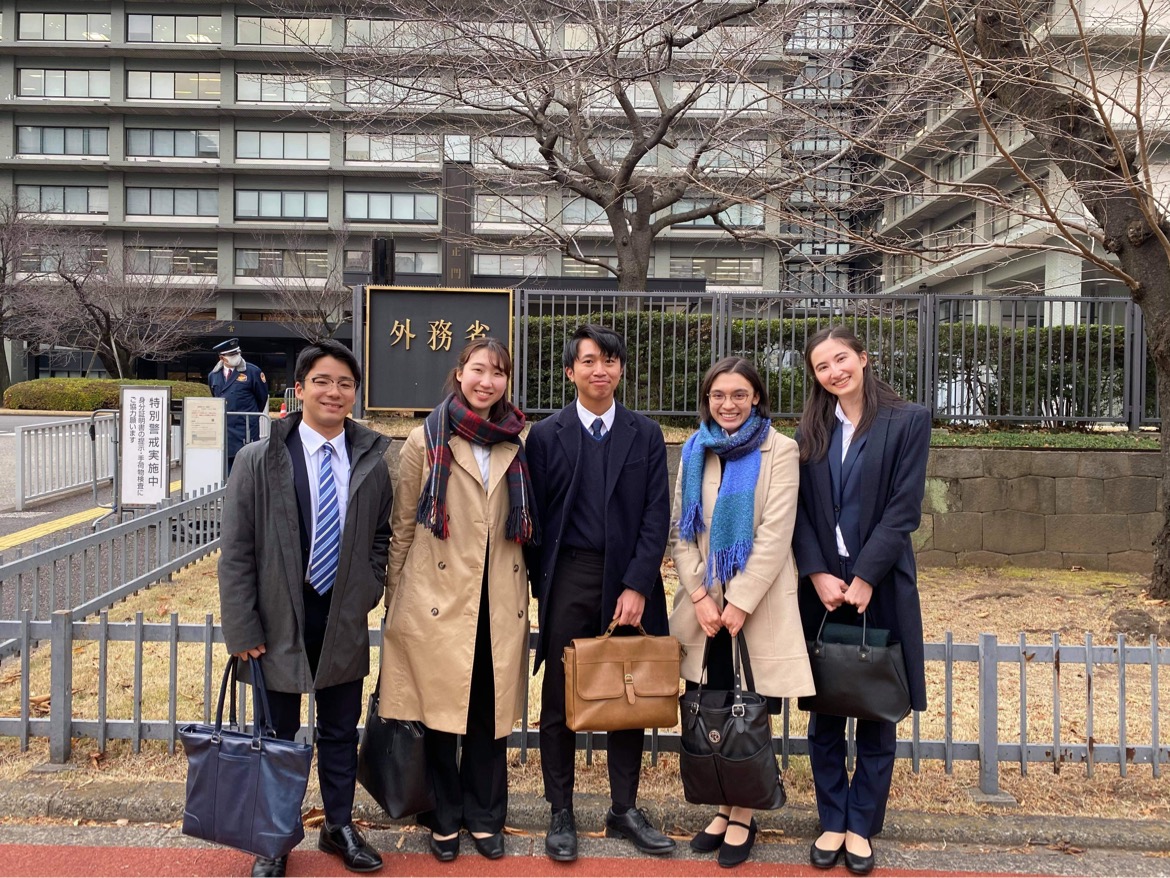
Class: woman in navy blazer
792,326,930,877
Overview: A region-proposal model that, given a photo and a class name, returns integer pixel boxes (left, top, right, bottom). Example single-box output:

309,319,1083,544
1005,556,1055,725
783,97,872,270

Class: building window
344,192,438,222
236,17,330,46
127,247,218,275
236,249,328,278
562,258,617,278
346,133,442,162
937,139,977,183
125,129,219,158
126,188,217,217
670,200,764,228
20,246,107,273
236,74,331,103
236,190,328,220
675,81,768,111
18,13,110,41
344,248,440,273
237,131,330,160
472,136,543,166
127,15,221,44
17,127,108,157
19,69,110,98
475,194,545,223
127,71,221,101
345,19,438,47
669,257,763,286
345,77,440,106
17,185,109,215
474,253,546,276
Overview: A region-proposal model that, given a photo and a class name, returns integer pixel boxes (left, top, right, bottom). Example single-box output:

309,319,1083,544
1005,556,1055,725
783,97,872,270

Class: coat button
437,561,446,570
517,610,524,618
513,564,519,572
431,608,439,616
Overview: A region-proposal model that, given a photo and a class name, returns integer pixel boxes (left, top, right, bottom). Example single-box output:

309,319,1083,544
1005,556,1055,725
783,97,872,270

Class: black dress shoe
545,808,577,862
844,840,875,876
318,822,383,873
604,807,676,856
690,812,729,853
430,833,460,863
717,818,758,868
251,856,286,878
810,840,844,869
471,831,506,859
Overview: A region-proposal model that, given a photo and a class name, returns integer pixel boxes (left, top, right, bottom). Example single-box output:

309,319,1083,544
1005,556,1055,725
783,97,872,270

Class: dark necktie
590,417,604,440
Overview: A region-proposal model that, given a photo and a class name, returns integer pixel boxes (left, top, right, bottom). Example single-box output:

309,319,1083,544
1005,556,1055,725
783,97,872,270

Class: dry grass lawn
1,556,1168,823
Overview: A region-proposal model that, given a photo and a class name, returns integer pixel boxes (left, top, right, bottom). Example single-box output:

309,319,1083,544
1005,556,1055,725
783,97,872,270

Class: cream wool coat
669,427,815,698
379,426,529,738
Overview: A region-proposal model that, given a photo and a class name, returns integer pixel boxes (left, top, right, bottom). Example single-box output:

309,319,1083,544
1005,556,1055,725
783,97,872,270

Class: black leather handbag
678,633,786,810
798,611,912,724
356,679,435,818
179,657,313,859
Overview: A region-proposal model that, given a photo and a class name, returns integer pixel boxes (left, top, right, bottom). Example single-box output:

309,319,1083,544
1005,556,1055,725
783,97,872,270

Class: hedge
4,378,211,411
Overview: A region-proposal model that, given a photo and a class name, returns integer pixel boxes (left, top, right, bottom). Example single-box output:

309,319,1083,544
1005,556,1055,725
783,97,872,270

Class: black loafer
810,840,844,869
430,833,460,863
690,812,729,853
251,856,286,878
545,808,577,862
318,822,383,873
717,818,757,868
471,831,505,860
604,807,676,856
844,841,875,876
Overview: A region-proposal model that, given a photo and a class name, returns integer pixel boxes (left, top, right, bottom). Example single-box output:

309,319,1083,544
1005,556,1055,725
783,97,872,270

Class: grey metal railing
2,617,1163,796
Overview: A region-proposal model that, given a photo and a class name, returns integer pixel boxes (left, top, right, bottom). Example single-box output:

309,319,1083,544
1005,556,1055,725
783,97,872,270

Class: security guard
208,338,269,472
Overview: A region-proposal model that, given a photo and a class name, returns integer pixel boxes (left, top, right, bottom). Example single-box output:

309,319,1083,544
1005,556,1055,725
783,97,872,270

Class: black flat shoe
717,819,757,868
251,856,286,878
471,831,505,860
810,840,844,869
690,812,730,853
430,833,460,863
844,840,875,876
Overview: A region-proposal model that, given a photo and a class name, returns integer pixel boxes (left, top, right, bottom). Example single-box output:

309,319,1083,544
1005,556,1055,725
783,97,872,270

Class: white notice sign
120,386,171,508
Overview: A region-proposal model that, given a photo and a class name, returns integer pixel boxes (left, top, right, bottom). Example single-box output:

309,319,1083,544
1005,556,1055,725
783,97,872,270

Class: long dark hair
698,356,771,424
797,326,905,463
445,337,514,422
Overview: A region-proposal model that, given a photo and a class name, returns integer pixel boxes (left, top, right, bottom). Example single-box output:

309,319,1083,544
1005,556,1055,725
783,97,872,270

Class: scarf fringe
416,492,449,540
506,506,535,544
711,539,753,586
677,501,706,543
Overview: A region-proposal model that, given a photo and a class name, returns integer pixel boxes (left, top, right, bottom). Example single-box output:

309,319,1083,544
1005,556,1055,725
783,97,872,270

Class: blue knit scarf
677,411,769,588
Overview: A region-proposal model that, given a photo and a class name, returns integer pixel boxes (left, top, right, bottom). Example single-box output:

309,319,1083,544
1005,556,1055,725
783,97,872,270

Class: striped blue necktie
308,443,340,595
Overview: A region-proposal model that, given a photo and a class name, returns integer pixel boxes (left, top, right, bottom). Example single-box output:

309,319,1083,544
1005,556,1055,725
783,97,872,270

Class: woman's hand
843,577,874,613
811,572,848,611
692,590,723,638
721,602,748,637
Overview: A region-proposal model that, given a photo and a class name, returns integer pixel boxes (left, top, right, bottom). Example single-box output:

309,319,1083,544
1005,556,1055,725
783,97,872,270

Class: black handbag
678,633,786,810
179,657,313,859
356,663,435,819
798,611,912,724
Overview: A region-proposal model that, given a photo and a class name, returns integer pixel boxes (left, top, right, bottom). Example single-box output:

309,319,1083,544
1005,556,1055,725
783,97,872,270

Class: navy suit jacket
525,402,671,670
793,402,932,711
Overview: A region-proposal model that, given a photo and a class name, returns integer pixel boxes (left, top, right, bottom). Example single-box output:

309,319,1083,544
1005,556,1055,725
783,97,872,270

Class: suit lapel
604,406,635,503
487,441,519,497
450,435,481,486
285,427,312,542
858,412,891,539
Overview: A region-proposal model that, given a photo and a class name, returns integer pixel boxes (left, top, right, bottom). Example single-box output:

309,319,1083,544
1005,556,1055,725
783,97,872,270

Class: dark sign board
364,286,513,412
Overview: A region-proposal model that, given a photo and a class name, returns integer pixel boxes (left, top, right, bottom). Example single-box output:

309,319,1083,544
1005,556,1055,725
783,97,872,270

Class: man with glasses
219,339,393,877
208,337,268,473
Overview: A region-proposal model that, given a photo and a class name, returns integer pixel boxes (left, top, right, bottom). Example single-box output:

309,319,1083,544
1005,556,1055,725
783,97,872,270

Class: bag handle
598,619,649,638
813,610,873,660
212,656,236,740
695,631,758,697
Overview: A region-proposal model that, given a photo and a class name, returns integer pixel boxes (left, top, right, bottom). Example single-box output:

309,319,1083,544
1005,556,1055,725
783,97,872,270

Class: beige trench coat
669,427,815,699
379,426,529,738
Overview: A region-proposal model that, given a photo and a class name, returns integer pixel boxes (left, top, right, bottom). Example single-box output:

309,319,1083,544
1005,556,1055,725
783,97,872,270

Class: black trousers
265,583,364,828
540,548,642,812
418,564,508,836
808,712,897,837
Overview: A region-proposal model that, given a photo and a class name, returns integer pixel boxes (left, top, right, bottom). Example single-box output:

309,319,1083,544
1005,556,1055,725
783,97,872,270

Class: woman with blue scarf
669,357,814,868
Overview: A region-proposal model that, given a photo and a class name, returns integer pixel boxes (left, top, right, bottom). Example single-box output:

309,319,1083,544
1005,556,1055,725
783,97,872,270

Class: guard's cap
212,338,241,355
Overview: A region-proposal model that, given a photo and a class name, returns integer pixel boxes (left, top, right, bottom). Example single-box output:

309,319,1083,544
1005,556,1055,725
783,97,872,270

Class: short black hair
295,339,362,388
562,324,627,370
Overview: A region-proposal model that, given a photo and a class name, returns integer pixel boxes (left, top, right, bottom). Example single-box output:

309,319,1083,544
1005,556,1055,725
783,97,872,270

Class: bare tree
0,200,59,393
254,224,352,342
307,0,838,290
11,231,218,379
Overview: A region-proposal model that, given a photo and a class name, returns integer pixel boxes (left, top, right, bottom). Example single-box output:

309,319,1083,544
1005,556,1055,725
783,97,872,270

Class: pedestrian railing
1,617,1164,796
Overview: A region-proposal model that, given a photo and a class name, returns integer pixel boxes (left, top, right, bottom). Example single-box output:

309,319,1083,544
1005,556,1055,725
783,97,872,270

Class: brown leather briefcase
563,621,681,732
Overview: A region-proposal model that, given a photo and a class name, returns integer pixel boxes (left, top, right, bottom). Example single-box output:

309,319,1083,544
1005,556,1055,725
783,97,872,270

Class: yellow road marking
0,480,183,551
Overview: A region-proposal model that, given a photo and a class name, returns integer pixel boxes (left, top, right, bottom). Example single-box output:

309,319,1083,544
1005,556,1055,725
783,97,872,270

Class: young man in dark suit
219,339,392,877
525,324,675,863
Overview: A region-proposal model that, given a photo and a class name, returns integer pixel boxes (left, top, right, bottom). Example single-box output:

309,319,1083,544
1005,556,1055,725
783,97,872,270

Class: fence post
14,425,25,512
49,611,74,764
978,632,999,795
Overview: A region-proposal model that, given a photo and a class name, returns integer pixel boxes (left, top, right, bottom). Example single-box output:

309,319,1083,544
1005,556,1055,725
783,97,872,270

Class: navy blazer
525,402,671,670
793,402,931,711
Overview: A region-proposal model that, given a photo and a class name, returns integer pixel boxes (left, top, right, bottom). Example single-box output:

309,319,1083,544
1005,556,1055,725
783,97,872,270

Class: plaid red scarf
416,393,539,544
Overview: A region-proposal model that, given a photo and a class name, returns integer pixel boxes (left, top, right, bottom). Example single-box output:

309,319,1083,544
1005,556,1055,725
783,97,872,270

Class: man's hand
613,588,646,627
811,572,848,612
234,644,266,661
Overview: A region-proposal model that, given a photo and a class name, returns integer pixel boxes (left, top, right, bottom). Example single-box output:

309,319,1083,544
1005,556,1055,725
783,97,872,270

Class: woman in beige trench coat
380,338,537,863
670,357,814,868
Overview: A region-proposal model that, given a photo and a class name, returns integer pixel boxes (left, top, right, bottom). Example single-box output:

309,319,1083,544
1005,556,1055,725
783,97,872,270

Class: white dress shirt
298,421,351,565
471,442,491,490
575,398,616,437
